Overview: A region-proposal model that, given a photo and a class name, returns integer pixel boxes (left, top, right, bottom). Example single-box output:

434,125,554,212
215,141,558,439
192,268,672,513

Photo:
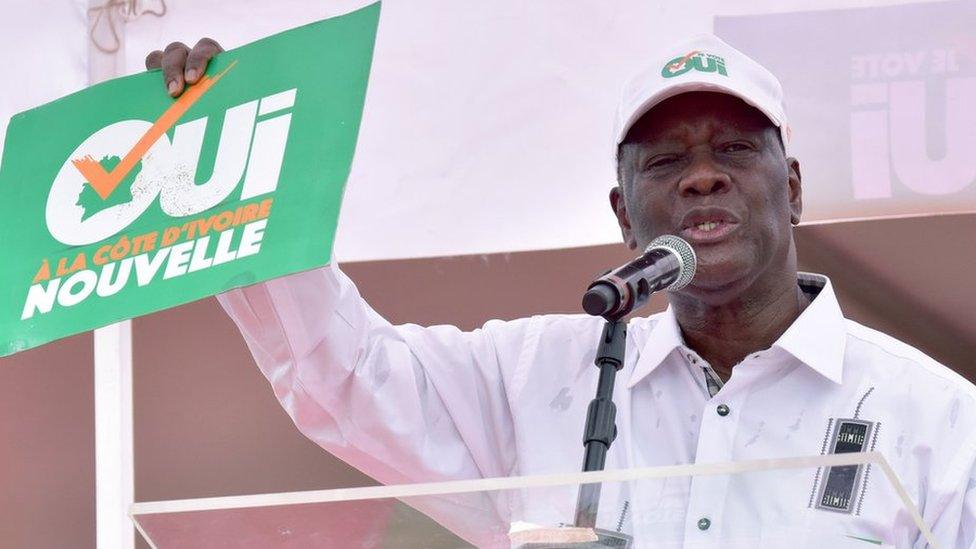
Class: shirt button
716,404,730,417
697,517,711,531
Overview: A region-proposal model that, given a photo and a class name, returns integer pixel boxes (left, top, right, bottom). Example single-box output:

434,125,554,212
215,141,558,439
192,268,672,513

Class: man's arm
917,440,976,548
217,262,523,485
147,41,527,540
217,263,527,545
148,39,521,478
909,414,976,549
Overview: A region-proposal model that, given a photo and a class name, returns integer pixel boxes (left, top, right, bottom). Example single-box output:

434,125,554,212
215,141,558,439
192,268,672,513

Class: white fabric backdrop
0,0,88,159
1,0,970,262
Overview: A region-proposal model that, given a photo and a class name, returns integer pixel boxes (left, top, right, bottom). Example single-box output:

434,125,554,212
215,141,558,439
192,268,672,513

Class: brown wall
1,214,973,547
0,332,95,548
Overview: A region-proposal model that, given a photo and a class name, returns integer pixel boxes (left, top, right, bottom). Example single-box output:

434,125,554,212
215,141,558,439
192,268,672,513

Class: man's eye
648,157,676,168
722,143,751,153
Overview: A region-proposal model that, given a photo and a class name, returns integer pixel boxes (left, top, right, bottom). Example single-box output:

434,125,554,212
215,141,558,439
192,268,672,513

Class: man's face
610,92,802,304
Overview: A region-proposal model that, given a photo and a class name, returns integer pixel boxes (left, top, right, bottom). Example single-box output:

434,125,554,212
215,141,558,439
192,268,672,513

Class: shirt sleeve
215,261,529,542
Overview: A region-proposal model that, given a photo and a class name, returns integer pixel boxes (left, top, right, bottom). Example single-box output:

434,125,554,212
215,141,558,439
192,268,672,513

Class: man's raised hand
145,38,224,97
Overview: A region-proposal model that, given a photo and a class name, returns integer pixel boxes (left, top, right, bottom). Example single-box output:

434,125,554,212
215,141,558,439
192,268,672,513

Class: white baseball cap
613,33,790,151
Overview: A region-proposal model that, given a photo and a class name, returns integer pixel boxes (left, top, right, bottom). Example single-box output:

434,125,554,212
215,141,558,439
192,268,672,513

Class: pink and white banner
717,1,976,222
2,0,973,261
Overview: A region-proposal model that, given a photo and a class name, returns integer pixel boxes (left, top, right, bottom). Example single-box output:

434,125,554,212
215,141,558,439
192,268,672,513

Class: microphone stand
511,318,633,549
574,318,627,529
513,237,692,547
570,236,691,533
514,237,691,547
513,315,633,549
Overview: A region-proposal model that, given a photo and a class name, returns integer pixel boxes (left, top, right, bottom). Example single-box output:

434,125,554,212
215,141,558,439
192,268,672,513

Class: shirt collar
627,272,847,389
626,305,684,389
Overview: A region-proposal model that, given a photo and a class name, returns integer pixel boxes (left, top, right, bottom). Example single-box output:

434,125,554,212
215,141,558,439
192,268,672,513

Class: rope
88,0,168,54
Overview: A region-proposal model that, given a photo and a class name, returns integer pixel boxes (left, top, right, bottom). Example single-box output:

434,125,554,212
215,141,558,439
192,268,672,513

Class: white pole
88,2,135,547
94,321,135,549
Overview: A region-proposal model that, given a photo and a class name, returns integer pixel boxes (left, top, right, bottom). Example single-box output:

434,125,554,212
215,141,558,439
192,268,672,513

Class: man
149,34,976,546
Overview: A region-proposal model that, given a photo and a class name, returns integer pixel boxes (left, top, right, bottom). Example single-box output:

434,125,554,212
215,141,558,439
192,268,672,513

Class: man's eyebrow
710,125,773,143
629,136,686,150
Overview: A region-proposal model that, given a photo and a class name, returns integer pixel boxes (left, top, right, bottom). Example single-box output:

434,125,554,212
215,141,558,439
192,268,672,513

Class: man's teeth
695,221,720,231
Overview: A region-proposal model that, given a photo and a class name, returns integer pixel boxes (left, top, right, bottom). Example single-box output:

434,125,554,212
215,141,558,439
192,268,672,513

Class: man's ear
609,186,638,250
787,157,803,225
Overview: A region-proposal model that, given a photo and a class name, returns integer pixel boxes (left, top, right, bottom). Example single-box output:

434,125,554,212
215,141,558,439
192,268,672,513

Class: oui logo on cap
661,50,729,78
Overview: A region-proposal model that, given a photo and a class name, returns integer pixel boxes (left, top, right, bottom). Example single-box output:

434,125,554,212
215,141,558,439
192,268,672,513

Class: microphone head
645,235,696,290
581,283,618,317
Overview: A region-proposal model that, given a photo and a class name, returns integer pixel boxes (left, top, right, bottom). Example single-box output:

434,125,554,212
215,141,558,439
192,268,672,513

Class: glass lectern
131,452,935,548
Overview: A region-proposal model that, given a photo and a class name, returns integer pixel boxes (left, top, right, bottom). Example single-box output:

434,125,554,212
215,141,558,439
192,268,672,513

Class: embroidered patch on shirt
815,419,875,513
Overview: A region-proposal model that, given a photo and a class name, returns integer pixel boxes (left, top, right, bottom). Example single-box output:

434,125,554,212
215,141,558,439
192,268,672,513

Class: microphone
582,235,696,320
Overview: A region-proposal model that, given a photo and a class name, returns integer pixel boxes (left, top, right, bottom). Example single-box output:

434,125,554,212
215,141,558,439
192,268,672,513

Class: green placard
0,4,381,356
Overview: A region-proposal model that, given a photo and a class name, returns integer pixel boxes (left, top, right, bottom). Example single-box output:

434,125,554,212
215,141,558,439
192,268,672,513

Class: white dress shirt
217,262,976,548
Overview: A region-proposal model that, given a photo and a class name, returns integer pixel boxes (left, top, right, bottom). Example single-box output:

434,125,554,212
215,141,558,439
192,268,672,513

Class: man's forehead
622,92,776,145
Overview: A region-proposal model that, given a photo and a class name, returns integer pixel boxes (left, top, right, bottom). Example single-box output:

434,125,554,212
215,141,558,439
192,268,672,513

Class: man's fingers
147,37,223,96
145,50,163,70
184,37,224,84
161,42,190,97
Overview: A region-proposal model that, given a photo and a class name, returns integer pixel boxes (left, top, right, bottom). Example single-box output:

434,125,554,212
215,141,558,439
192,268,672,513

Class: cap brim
617,80,787,146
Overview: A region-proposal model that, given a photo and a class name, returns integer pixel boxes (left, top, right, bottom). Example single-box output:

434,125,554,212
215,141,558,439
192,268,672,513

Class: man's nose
678,154,731,196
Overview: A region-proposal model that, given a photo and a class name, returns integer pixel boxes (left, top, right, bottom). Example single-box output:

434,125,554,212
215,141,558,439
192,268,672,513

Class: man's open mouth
679,208,741,243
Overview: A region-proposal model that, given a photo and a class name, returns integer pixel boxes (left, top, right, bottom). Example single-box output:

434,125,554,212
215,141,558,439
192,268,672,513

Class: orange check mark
669,49,700,72
72,60,238,200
